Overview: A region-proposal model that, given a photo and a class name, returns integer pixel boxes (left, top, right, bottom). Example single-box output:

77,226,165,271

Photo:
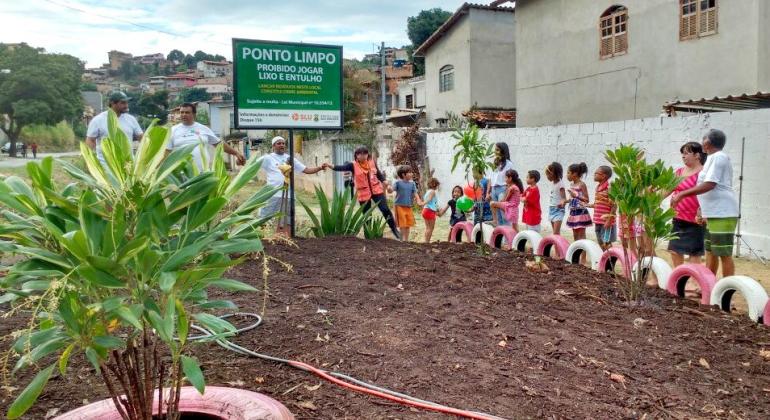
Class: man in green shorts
671,129,738,276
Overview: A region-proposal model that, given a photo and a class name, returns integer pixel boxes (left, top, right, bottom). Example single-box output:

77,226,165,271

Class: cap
108,91,130,103
272,136,286,145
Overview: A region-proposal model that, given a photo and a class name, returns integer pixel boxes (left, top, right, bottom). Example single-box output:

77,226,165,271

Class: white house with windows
396,76,426,110
414,2,516,127
515,0,770,126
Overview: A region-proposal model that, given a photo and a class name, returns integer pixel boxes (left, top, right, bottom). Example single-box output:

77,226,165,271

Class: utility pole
380,42,387,124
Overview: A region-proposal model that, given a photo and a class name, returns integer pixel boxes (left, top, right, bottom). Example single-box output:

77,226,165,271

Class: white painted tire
512,230,543,253
471,223,495,245
634,257,673,290
565,239,604,270
709,276,770,322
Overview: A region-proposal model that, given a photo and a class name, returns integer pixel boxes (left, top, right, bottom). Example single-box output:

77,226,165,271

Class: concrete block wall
427,108,770,259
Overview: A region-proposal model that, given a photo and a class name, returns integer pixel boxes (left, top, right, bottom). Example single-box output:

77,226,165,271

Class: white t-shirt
167,122,221,171
549,179,566,207
86,111,143,166
697,151,739,218
262,153,307,196
489,159,514,187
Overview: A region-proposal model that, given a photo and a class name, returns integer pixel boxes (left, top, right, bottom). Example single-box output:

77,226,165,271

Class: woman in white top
485,142,515,226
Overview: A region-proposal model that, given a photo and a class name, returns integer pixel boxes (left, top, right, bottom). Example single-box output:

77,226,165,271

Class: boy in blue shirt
388,165,424,241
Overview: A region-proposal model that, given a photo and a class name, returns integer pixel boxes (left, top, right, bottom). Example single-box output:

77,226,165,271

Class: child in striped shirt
589,166,616,250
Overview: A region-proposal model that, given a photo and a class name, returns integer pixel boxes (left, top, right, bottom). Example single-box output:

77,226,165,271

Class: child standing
438,185,467,227
545,162,567,235
521,170,542,232
490,170,523,230
422,178,441,243
588,166,616,250
564,163,593,242
389,165,423,242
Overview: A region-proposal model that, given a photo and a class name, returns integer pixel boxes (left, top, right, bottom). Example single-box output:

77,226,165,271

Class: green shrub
363,215,387,239
0,109,278,419
300,186,372,238
19,121,78,152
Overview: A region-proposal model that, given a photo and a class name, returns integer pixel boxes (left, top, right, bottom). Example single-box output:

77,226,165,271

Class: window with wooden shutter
599,5,628,59
680,0,717,40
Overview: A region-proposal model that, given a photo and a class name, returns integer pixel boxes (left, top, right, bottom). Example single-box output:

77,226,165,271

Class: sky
0,0,469,68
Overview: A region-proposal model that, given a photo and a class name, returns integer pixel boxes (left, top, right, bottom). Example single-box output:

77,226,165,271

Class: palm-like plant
0,110,278,419
605,144,681,301
451,124,493,234
299,186,373,238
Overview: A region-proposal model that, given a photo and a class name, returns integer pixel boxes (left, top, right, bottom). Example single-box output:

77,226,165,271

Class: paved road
0,152,79,168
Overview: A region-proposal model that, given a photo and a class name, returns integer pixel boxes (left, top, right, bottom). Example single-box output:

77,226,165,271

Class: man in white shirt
85,91,143,168
260,136,325,231
671,129,739,277
167,102,245,171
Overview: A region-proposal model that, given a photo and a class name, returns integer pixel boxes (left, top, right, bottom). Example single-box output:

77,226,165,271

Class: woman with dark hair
667,141,707,266
323,146,400,239
485,142,514,225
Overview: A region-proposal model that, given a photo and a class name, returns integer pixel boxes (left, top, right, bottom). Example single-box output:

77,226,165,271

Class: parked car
1,142,24,154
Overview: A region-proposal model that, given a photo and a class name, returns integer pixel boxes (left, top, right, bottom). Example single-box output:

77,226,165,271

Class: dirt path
2,237,769,419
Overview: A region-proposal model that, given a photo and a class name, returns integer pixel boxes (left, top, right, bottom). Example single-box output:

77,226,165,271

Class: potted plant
450,124,493,240
0,110,290,419
605,144,681,302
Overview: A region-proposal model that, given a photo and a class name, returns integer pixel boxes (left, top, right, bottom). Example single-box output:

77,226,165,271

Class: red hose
288,360,503,420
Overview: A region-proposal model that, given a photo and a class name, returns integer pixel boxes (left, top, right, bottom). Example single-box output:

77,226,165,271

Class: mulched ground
3,237,770,419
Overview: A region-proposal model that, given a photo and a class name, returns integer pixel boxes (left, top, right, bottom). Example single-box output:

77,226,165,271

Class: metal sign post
289,129,296,238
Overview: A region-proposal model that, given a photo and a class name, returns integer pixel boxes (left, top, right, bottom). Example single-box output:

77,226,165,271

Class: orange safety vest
352,159,384,202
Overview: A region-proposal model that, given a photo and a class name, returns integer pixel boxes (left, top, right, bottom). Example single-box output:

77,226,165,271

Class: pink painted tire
448,221,474,243
489,225,517,249
535,235,570,259
666,263,717,306
54,386,295,420
763,300,770,326
597,246,637,276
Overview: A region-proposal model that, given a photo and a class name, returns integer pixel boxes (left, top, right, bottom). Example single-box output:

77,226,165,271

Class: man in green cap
85,91,143,168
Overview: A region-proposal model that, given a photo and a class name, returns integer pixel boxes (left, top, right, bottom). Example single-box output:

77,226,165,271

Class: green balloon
456,196,474,212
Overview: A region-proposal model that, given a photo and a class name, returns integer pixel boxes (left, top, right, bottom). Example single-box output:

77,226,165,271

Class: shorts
260,195,285,221
422,208,437,221
548,206,565,223
395,205,415,228
705,217,737,257
595,224,617,245
525,224,541,232
667,218,705,256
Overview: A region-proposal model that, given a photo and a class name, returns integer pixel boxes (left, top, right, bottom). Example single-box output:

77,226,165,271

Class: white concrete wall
427,108,770,258
515,0,766,126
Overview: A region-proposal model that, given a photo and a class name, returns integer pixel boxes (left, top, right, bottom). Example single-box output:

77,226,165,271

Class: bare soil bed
2,237,770,419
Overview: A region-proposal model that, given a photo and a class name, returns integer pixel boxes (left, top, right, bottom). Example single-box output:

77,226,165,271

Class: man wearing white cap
260,136,326,227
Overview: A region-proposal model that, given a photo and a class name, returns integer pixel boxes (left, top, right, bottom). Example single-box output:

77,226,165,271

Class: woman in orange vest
324,146,400,239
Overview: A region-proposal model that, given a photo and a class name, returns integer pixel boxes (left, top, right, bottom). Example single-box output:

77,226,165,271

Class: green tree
167,49,185,63
195,108,210,126
119,60,136,80
0,43,83,157
129,90,170,125
181,87,212,103
406,8,452,76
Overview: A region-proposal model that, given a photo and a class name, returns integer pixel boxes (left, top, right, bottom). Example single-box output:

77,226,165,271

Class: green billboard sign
232,39,343,130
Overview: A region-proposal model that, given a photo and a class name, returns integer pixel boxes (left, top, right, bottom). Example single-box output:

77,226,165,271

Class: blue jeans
491,185,508,225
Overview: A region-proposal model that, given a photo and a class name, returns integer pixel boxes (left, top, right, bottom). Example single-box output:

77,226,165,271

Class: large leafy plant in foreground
0,110,277,419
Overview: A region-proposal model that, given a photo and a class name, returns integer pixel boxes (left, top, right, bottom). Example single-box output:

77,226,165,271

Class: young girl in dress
564,163,593,245
490,169,523,230
422,178,441,243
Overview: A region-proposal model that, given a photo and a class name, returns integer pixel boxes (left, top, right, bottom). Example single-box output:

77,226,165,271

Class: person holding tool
260,136,326,234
